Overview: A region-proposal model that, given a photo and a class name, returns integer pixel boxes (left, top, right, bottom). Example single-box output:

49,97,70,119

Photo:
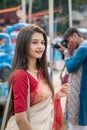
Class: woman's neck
28,61,38,73
28,67,38,73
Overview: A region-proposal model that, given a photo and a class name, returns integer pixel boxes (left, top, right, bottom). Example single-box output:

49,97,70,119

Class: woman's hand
56,83,70,99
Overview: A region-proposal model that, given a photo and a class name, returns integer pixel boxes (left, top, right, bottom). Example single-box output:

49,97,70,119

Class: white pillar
49,0,54,41
28,0,33,23
68,0,73,27
48,0,54,78
22,0,26,22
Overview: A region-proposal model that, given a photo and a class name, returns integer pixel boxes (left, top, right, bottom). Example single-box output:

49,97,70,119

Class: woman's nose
38,42,43,47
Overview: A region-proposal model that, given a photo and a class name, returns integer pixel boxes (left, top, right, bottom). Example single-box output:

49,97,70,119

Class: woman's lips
35,50,43,53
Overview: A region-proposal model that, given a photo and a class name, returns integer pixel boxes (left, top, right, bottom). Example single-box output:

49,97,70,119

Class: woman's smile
29,32,45,59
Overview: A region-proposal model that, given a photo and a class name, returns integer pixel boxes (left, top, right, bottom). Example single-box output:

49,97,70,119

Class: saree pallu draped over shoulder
30,95,53,130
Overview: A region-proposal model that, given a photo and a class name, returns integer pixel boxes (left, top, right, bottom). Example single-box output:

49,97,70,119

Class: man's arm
65,46,87,73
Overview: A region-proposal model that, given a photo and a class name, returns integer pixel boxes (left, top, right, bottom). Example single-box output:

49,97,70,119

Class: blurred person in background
52,32,63,72
58,27,87,130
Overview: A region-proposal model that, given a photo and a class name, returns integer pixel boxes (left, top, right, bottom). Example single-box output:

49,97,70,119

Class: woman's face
28,32,45,60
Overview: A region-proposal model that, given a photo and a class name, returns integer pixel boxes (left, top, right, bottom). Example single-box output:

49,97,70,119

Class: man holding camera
58,28,87,130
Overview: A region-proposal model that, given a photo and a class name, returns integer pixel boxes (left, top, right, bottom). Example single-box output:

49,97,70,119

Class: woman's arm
15,112,33,130
12,70,33,130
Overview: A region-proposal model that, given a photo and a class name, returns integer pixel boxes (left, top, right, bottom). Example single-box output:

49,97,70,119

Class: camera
51,39,68,49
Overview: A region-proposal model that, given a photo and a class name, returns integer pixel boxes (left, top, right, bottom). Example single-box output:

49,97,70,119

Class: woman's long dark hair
5,24,54,127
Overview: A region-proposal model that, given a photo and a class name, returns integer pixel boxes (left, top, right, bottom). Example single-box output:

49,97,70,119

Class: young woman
5,24,69,130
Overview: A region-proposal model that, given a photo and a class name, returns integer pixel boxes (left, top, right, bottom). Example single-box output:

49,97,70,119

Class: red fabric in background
62,74,69,84
53,94,63,130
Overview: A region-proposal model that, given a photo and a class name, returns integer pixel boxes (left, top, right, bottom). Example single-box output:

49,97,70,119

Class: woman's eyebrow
31,39,45,41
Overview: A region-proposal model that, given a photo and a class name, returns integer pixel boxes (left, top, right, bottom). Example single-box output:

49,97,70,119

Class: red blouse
12,69,51,113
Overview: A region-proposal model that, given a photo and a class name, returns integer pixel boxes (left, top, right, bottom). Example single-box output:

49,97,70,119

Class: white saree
30,95,53,130
5,95,53,130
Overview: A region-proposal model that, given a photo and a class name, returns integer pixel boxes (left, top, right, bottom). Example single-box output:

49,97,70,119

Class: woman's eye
31,41,45,45
41,42,45,44
32,41,38,44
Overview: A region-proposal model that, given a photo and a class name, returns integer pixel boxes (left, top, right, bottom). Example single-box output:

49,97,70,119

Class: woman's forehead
31,32,44,41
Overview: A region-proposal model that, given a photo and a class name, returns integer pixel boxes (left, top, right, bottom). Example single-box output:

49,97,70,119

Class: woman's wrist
56,90,63,99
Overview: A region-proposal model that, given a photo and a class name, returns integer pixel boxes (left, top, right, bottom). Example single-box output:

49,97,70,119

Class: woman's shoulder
14,69,26,74
13,69,27,80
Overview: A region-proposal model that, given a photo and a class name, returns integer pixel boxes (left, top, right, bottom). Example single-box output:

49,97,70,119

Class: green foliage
31,0,48,12
0,0,21,9
58,21,69,34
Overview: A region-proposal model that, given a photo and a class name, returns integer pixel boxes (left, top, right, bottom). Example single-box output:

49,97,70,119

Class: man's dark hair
64,27,82,40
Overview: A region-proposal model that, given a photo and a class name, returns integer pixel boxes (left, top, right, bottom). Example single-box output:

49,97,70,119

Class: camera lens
61,40,68,48
51,43,60,49
51,40,68,49
53,43,60,49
